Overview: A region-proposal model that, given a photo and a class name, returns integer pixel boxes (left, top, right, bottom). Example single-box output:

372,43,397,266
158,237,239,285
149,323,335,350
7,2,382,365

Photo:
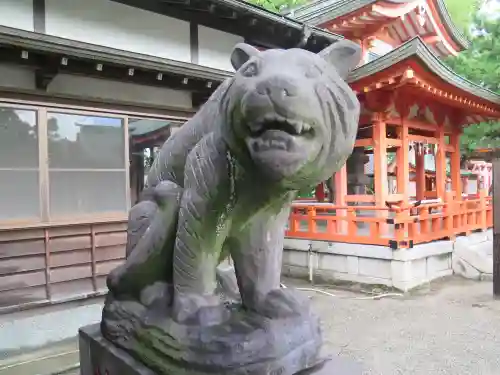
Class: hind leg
107,180,183,301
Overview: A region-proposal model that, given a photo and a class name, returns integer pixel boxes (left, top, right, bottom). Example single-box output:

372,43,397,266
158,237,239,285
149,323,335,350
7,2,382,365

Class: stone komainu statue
102,40,362,375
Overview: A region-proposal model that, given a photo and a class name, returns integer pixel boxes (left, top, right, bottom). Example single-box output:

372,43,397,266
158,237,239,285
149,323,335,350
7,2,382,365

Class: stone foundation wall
283,230,493,291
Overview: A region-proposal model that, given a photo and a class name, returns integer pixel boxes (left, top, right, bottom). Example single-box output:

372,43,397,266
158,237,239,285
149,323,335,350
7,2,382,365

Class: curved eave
289,0,469,52
209,0,345,42
348,37,500,106
289,0,413,26
110,0,344,52
433,0,469,51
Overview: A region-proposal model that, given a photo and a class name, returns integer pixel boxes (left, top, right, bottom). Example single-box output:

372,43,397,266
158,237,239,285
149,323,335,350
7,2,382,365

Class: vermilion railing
286,192,492,249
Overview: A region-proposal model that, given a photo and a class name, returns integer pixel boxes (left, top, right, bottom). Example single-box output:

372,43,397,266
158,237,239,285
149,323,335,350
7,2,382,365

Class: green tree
444,0,481,32
246,0,307,13
445,12,500,155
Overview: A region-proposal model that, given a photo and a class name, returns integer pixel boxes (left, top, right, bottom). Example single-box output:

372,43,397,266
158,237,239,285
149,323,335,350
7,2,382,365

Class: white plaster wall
47,74,192,109
45,0,191,62
0,0,33,31
370,39,393,57
0,64,35,91
198,26,244,71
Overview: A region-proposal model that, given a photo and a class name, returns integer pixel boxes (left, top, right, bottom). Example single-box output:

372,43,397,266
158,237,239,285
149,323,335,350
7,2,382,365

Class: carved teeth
251,116,312,136
252,138,289,152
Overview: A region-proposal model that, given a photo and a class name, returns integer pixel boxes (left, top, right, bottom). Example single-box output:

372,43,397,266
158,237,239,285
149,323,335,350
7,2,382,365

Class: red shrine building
283,0,497,290
0,0,496,364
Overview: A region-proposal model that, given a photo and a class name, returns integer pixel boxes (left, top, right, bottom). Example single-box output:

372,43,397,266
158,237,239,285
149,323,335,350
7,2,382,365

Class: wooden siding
0,220,126,312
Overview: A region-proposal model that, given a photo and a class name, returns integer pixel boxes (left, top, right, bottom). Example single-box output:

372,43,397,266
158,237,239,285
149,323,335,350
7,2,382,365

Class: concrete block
427,253,452,276
391,258,427,284
392,241,453,261
454,242,492,274
452,256,481,280
391,261,412,282
315,269,394,288
284,250,308,268
411,258,428,280
282,265,309,279
311,241,329,252
346,256,359,275
358,258,391,279
466,231,489,245
284,239,310,251
318,254,347,273
326,243,393,260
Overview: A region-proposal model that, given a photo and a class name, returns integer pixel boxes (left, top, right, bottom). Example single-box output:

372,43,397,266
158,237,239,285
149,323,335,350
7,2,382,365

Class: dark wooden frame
111,0,342,52
0,95,191,314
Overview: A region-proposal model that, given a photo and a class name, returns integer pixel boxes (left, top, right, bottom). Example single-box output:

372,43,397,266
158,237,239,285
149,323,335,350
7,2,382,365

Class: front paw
172,293,230,326
255,288,310,319
106,265,126,293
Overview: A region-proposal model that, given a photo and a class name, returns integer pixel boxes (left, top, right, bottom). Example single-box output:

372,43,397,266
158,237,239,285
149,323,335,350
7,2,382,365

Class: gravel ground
286,276,500,375
10,276,500,375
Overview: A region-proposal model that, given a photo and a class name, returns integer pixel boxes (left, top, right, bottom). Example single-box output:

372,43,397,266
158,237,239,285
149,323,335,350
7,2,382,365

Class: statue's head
221,40,361,189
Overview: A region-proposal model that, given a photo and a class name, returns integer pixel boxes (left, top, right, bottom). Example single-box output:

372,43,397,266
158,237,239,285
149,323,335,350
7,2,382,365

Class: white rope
280,283,404,300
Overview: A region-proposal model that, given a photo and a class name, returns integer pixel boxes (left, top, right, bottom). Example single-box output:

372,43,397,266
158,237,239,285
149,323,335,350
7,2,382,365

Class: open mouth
247,115,314,153
248,115,313,137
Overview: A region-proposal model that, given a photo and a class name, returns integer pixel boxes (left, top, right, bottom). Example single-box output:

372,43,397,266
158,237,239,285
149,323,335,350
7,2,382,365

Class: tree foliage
245,0,307,13
445,11,500,155
444,0,481,32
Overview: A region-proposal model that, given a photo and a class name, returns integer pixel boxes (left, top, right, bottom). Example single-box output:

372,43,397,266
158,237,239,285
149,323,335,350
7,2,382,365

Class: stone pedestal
79,324,363,375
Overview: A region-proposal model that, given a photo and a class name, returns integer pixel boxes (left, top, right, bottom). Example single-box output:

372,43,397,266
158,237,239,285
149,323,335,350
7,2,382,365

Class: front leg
172,133,232,325
230,194,306,318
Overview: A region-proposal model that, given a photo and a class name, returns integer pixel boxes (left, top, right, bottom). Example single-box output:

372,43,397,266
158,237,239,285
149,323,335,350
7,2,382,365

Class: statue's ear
231,43,260,71
318,40,362,78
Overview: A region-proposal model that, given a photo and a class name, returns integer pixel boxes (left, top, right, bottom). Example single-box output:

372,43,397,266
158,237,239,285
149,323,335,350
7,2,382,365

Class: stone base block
283,239,454,291
284,230,494,290
452,229,493,280
79,324,362,375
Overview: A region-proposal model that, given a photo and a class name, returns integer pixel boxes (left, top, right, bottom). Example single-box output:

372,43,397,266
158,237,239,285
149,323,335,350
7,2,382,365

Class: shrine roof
129,119,181,146
110,0,343,52
0,25,231,108
348,37,500,121
288,0,468,55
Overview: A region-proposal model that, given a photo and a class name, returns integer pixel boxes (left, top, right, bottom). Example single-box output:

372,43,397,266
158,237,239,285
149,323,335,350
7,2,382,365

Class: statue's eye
241,61,259,77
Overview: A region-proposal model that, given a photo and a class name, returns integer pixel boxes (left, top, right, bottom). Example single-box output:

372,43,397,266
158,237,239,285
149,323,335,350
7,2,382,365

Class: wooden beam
493,157,500,296
435,124,447,200
355,138,373,147
373,115,388,208
35,68,57,91
421,34,440,44
415,148,426,200
334,166,348,233
408,134,438,144
450,126,462,199
396,121,409,203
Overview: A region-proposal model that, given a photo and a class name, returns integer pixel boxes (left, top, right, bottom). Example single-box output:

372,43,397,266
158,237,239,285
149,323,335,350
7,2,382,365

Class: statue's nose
256,76,298,101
